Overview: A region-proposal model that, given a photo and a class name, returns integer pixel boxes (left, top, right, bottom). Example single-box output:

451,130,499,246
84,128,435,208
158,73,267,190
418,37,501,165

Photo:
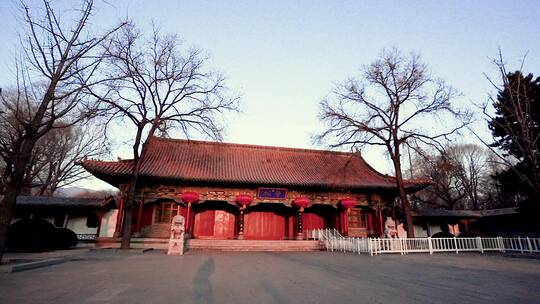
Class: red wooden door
244,211,286,240
303,212,326,230
193,209,236,239
193,210,215,238
213,210,235,239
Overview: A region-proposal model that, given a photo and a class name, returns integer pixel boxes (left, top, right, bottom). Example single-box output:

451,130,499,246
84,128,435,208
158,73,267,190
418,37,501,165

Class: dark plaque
257,188,287,200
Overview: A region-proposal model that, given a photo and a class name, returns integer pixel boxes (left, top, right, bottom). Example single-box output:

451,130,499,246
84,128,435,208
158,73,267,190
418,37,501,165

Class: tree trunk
119,123,159,249
0,187,18,264
119,149,144,249
0,136,38,264
120,176,137,249
390,144,415,238
395,167,415,238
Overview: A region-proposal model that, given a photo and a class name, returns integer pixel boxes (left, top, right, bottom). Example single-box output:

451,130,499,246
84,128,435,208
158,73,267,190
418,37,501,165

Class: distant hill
55,187,119,198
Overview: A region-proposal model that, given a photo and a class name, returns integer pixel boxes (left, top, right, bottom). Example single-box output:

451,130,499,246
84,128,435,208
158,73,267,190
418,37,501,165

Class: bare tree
0,89,104,196
452,144,494,210
93,23,239,248
34,124,104,195
411,149,467,210
0,0,124,263
317,48,470,237
411,144,495,210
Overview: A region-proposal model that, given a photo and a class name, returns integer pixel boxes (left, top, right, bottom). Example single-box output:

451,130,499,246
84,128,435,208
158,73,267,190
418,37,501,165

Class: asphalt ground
1,250,539,304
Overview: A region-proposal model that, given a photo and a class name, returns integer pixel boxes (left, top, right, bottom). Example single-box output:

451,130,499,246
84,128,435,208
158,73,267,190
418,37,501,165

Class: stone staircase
95,238,324,251
139,224,170,238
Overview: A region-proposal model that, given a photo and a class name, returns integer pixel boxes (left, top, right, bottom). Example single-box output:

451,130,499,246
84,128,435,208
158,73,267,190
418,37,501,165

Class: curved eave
84,168,429,194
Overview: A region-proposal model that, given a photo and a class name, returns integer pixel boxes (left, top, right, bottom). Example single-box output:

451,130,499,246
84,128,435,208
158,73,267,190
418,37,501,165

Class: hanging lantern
293,197,311,211
340,198,357,209
181,191,200,204
235,194,253,208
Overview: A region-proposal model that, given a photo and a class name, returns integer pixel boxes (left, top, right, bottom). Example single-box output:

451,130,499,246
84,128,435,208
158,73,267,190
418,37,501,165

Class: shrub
7,219,78,251
431,231,455,238
53,228,78,249
7,218,57,252
458,231,483,238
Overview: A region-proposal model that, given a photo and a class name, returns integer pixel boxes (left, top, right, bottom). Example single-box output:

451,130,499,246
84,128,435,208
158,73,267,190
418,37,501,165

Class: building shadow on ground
191,258,215,304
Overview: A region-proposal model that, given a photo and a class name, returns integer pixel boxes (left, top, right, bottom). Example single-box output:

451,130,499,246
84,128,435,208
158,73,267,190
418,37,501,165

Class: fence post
518,237,523,253
369,238,373,256
453,237,459,254
428,237,433,254
498,237,505,253
527,237,532,253
476,237,484,254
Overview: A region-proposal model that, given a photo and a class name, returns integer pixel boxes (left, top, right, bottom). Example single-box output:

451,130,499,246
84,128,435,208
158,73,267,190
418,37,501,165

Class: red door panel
193,210,215,238
213,210,236,239
303,212,326,230
244,211,286,240
193,208,236,239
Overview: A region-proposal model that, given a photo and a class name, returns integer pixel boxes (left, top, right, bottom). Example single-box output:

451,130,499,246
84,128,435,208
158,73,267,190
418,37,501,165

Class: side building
10,195,117,241
82,137,428,240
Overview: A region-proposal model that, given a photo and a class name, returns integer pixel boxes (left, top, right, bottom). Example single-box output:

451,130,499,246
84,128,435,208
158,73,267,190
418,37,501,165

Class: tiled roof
412,207,520,218
82,137,430,191
8,195,115,209
412,209,483,218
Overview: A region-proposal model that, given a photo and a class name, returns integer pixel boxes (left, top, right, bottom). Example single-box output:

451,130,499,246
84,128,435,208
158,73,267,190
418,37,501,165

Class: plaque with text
257,188,287,200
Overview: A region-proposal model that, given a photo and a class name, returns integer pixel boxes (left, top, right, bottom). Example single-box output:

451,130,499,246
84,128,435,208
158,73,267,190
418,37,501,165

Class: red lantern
293,197,311,210
340,198,357,209
235,194,253,207
181,191,200,204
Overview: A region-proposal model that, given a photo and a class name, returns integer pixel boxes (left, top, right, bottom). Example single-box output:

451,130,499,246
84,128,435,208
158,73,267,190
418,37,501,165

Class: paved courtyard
1,250,540,304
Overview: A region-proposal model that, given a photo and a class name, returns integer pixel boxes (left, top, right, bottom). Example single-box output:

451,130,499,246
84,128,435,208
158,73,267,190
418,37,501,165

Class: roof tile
82,137,429,190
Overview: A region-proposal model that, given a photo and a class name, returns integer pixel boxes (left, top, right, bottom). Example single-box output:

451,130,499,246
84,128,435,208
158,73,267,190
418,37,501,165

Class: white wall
414,223,444,237
99,209,118,237
426,224,443,236
414,224,428,237
66,217,97,235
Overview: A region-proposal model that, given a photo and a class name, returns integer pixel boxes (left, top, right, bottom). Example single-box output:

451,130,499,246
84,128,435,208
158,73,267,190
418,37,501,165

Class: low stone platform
96,237,168,249
187,239,323,251
96,237,323,251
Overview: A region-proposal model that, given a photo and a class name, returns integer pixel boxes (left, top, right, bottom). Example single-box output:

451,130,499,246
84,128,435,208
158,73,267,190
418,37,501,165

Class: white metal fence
305,229,540,256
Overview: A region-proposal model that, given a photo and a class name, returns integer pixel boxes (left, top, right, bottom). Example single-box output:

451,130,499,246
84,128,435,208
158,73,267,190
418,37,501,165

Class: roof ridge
149,136,362,157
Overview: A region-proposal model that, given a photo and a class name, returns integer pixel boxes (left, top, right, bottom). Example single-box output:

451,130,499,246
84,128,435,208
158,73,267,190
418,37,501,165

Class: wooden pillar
185,202,192,237
114,197,125,238
135,200,144,233
367,210,374,235
343,209,349,236
378,206,384,237
296,211,304,240
237,208,245,240
96,209,104,238
63,214,69,228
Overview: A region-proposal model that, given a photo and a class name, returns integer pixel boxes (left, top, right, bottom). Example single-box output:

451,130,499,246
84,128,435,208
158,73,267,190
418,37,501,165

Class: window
86,214,99,228
155,202,180,223
348,208,366,228
54,214,65,227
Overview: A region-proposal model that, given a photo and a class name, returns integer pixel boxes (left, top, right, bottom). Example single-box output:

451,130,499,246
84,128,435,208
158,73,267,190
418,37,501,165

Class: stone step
95,237,324,251
139,224,169,238
186,240,323,251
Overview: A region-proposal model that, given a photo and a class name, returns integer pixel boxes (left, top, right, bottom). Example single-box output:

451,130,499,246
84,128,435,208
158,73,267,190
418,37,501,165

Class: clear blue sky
0,1,539,190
